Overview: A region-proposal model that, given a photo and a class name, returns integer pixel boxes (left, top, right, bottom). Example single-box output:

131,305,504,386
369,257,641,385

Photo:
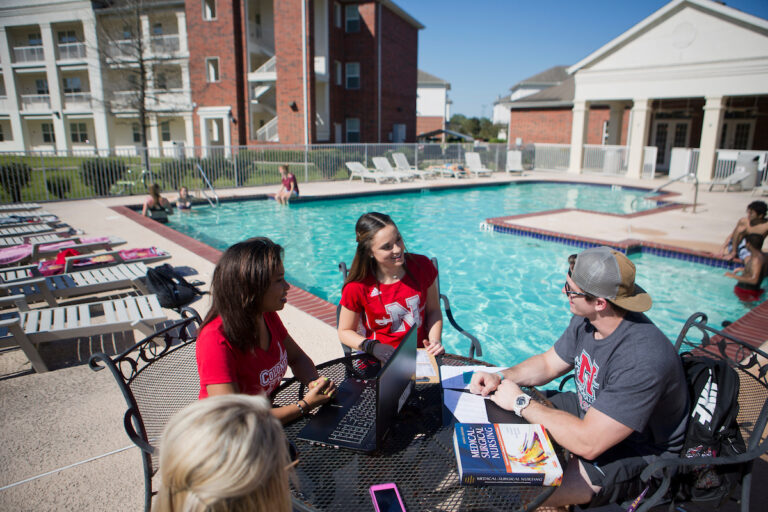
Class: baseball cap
571,246,652,312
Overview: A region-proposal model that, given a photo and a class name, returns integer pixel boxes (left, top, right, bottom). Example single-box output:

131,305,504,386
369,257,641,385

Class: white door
720,119,755,150
651,119,691,172
334,123,342,143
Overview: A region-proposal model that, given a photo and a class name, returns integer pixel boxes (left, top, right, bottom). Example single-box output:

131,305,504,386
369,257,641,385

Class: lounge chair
39,247,171,275
0,203,41,212
0,262,150,307
392,153,436,180
505,150,524,175
371,157,415,182
0,294,169,373
464,152,493,177
709,155,759,192
0,235,126,266
345,161,391,184
0,223,68,238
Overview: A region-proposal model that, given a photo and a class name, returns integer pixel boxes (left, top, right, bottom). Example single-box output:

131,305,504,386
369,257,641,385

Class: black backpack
675,353,746,503
145,264,205,310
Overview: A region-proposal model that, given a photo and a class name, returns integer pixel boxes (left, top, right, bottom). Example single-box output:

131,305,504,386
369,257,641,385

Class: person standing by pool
469,247,688,509
725,233,766,301
276,165,299,204
338,212,444,361
196,237,336,424
718,200,767,261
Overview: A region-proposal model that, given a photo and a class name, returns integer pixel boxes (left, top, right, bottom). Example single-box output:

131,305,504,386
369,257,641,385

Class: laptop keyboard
327,385,376,445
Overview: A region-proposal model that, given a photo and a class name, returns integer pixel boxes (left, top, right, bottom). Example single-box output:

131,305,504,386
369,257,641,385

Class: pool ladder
196,163,220,207
479,222,493,232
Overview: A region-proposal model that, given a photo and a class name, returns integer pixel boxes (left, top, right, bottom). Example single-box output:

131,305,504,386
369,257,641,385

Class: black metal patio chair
88,307,202,512
336,257,482,358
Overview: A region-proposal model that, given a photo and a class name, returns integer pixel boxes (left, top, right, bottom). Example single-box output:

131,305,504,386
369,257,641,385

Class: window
132,123,142,143
345,5,360,32
58,31,77,44
346,118,360,142
161,121,171,142
28,33,42,46
0,124,4,142
153,23,163,36
42,123,55,143
334,2,342,28
203,0,217,20
62,77,82,93
122,27,133,40
70,122,88,143
206,57,220,82
156,72,167,89
733,123,750,150
36,79,49,95
393,123,406,143
345,62,359,89
335,60,342,86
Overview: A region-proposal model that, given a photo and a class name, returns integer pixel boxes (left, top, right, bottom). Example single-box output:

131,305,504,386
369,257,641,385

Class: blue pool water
167,183,759,367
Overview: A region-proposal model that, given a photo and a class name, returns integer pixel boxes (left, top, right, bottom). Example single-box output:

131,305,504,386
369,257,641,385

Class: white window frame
132,123,142,143
28,33,42,46
346,118,360,142
206,57,220,82
334,2,342,28
0,123,4,142
345,5,360,33
42,123,55,143
70,122,88,143
161,121,171,142
152,23,163,36
62,76,82,93
345,62,360,90
58,30,77,44
36,79,49,95
203,0,217,20
335,60,342,86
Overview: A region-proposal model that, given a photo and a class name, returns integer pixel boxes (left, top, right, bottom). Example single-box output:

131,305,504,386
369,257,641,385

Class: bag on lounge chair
145,264,205,310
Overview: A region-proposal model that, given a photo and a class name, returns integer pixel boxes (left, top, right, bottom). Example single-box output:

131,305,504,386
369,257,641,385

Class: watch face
516,396,527,406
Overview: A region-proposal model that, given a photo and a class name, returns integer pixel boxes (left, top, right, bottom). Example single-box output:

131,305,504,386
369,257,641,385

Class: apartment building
415,69,450,141
0,0,421,153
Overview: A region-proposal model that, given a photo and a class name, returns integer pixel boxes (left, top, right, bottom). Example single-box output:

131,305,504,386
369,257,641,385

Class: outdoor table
272,353,563,512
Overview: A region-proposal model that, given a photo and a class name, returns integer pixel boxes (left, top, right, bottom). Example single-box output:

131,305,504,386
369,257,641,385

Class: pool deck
1,171,767,510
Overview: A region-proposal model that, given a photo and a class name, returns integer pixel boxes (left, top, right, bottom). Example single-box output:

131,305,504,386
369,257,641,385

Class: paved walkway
1,171,766,510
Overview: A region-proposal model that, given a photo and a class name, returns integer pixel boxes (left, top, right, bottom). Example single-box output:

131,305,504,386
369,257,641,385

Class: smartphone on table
369,482,407,512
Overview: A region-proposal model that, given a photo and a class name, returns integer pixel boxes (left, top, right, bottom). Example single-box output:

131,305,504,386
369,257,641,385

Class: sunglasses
564,279,590,298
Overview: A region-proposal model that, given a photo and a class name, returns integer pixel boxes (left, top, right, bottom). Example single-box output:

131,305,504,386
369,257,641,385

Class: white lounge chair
392,153,435,180
464,152,493,177
0,223,66,238
0,203,41,212
345,161,391,184
371,157,415,182
506,150,524,175
0,262,150,307
0,294,168,372
708,169,753,192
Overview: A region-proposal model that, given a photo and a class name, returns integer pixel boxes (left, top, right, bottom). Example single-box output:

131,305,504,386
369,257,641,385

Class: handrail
195,163,219,207
641,172,698,213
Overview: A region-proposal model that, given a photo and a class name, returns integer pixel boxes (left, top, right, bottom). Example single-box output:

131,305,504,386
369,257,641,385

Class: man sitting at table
470,247,688,509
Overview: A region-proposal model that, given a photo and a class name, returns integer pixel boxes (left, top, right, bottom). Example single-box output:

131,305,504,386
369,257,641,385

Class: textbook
453,423,563,486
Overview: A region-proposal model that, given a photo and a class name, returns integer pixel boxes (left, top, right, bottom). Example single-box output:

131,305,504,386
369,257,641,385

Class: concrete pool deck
1,171,766,510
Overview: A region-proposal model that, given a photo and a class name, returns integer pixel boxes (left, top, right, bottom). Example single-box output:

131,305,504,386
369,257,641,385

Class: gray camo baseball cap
571,246,652,312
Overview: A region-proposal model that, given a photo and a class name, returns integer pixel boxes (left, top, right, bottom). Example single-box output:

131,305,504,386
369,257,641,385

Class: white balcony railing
13,45,44,63
64,92,92,108
248,56,277,82
58,42,86,60
256,116,278,142
532,143,570,171
151,34,180,54
108,40,138,59
582,144,628,175
111,90,139,109
21,94,51,111
314,56,327,76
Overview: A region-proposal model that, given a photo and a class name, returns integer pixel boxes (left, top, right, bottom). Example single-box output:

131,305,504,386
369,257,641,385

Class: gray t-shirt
554,313,688,455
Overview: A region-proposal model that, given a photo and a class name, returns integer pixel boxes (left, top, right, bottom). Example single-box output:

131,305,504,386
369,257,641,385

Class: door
651,119,691,172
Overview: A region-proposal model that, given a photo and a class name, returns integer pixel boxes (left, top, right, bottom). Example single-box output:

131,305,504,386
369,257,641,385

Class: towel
38,247,162,276
0,244,32,265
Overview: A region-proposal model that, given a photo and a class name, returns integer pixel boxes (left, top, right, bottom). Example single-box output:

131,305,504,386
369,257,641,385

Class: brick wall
417,116,444,137
379,5,417,142
339,2,378,141
509,109,573,145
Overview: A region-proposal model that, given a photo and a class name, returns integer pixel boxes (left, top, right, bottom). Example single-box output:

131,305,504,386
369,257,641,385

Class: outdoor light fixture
54,111,61,119
289,101,298,112
229,111,237,124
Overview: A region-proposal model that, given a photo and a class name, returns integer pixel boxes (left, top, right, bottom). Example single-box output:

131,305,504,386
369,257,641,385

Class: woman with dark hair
338,212,444,361
196,237,335,423
141,183,173,222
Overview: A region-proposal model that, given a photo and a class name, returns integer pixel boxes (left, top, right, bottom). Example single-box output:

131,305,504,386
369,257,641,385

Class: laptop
298,326,417,452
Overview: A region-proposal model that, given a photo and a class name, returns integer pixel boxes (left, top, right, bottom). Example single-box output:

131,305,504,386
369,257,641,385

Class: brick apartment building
0,0,421,153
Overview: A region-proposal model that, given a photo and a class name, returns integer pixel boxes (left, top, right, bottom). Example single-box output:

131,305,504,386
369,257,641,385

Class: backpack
145,264,205,310
674,353,746,503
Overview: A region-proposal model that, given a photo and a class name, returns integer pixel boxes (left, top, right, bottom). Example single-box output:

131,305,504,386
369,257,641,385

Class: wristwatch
512,393,531,417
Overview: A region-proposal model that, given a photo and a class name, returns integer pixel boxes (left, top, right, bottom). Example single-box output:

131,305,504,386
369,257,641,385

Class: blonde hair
155,395,292,512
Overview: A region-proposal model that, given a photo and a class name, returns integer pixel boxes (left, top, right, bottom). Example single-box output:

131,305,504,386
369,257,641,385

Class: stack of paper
441,366,507,423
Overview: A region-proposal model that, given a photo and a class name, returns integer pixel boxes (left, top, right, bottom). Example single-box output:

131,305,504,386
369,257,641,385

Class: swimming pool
166,183,758,367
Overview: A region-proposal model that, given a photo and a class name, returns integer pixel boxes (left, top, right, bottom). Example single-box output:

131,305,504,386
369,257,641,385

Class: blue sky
395,0,768,119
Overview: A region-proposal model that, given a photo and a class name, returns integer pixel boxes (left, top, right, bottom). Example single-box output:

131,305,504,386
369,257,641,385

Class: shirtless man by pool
719,201,768,261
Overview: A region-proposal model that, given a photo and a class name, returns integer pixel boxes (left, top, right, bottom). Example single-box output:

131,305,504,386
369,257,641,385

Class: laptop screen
376,326,417,439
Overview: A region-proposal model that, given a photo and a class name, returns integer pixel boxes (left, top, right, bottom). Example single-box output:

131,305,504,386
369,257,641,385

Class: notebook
297,326,417,452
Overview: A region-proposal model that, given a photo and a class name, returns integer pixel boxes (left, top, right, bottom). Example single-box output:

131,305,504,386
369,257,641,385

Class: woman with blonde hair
155,394,293,512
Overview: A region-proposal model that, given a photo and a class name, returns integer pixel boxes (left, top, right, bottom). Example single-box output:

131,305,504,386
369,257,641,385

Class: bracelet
496,371,505,382
296,400,308,416
361,338,379,355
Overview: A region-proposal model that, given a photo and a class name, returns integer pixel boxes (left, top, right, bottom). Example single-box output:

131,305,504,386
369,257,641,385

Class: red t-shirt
196,312,289,399
281,173,299,195
340,253,437,348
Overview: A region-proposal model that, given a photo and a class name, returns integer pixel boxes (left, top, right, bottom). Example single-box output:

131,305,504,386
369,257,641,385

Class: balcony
21,94,51,111
314,56,327,76
107,40,138,59
111,90,139,109
150,34,180,55
248,56,276,82
256,116,278,142
64,92,92,109
0,95,8,111
58,42,86,60
13,46,44,63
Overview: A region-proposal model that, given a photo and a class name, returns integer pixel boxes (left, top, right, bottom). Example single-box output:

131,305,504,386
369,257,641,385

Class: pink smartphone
369,482,407,512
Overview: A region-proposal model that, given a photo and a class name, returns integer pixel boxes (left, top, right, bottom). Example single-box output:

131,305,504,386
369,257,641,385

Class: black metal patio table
272,353,561,512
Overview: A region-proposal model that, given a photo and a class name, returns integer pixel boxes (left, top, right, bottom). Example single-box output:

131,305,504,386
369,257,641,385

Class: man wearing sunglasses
470,246,688,509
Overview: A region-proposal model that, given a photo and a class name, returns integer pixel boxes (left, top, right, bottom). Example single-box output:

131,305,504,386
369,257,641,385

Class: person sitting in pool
196,237,336,424
141,183,173,223
338,212,444,361
176,186,192,210
275,165,299,205
725,233,767,302
718,200,767,261
469,247,688,510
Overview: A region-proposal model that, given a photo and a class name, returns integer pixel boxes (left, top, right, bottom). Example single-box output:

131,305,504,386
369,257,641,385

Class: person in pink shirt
196,237,335,424
275,165,299,205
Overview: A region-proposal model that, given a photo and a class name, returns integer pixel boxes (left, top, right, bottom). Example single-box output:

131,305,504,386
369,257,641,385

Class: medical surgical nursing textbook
453,423,563,486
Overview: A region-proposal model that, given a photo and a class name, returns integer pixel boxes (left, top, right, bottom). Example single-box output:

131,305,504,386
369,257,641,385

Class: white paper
443,389,490,423
416,350,437,377
440,365,508,390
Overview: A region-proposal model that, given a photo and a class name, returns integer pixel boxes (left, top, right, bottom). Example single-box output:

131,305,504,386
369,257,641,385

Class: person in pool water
338,212,445,361
725,233,767,301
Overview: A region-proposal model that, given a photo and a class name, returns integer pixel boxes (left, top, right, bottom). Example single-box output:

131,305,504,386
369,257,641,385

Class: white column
176,10,188,54
696,96,725,183
82,16,110,154
41,23,68,153
0,28,25,150
148,112,159,147
568,100,589,174
141,14,151,59
184,113,194,152
223,116,232,157
626,98,652,180
199,115,209,157
606,102,625,146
